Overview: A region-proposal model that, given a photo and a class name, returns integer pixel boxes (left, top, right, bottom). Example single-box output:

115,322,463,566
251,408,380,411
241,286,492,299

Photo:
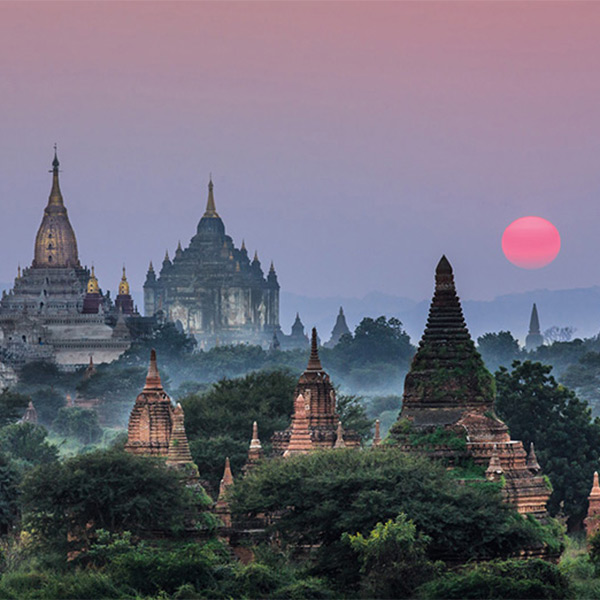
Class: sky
1,1,600,316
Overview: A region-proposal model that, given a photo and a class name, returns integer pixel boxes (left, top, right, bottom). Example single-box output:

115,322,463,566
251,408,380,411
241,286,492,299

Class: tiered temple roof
391,256,551,517
325,306,351,348
124,349,174,456
273,328,360,454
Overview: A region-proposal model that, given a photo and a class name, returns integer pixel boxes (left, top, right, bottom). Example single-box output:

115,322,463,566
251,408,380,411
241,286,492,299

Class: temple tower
82,267,102,314
525,303,544,351
390,256,551,517
586,472,600,538
215,457,234,527
124,349,174,456
244,421,264,472
325,306,351,348
273,328,360,453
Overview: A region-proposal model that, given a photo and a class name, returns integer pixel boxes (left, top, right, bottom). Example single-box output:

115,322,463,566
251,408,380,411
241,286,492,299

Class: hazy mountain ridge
281,287,600,346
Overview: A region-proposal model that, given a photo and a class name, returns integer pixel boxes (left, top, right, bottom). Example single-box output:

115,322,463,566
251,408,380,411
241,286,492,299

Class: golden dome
87,266,99,294
118,266,130,296
33,148,80,269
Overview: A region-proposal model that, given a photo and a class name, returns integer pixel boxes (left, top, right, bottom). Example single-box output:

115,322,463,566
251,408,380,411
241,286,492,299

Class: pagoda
272,328,360,454
124,349,175,456
585,472,600,538
143,178,280,348
525,303,544,351
324,306,351,348
390,256,551,517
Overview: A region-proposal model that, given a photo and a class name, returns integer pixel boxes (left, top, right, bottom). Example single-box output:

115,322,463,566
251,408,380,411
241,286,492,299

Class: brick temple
272,327,360,454
390,256,551,517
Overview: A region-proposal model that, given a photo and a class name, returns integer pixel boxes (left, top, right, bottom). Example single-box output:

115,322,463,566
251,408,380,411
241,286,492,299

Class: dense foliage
232,448,562,590
496,360,600,525
20,449,212,553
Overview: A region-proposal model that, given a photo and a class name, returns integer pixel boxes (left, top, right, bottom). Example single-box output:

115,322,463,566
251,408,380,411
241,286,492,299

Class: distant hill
281,287,600,347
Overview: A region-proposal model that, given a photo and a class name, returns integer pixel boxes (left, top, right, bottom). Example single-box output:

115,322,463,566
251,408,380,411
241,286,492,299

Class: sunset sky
1,2,600,317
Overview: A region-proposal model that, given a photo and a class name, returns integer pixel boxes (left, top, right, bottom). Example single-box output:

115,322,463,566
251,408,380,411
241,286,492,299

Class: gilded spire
33,147,80,269
269,261,275,273
306,327,323,371
118,266,130,296
86,266,100,294
17,265,21,279
241,239,247,252
253,250,259,262
203,176,219,218
143,348,163,392
48,144,63,207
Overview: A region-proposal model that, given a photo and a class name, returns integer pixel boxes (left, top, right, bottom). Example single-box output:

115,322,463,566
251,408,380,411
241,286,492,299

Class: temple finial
119,265,130,296
241,239,246,251
253,250,259,262
307,327,323,371
52,144,59,171
269,260,275,273
143,348,163,391
204,176,218,217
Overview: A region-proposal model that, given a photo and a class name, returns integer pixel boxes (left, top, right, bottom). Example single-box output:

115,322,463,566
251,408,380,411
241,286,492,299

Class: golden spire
17,264,21,279
118,265,130,296
86,265,100,294
33,146,80,269
241,239,246,252
203,176,219,218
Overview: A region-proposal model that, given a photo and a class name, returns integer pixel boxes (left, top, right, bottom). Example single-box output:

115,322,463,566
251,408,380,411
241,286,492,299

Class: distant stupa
525,303,544,351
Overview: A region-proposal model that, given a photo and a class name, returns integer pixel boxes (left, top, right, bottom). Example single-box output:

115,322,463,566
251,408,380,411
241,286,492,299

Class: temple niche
143,178,280,348
389,256,551,518
0,149,132,368
272,328,360,454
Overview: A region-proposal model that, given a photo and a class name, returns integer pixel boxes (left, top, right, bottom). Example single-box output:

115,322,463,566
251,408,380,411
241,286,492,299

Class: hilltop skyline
2,2,600,304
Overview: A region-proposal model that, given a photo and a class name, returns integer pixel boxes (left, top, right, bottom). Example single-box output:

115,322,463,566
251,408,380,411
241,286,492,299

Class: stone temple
143,178,280,348
390,256,551,517
0,150,132,368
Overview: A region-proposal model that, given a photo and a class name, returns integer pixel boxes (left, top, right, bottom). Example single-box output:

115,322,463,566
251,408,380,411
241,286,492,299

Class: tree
336,394,372,441
477,331,521,373
21,449,209,553
0,422,58,467
0,388,30,428
345,514,438,598
418,558,570,600
231,449,560,589
561,351,600,415
0,453,20,535
28,387,65,425
495,360,600,524
52,407,102,445
544,326,576,344
332,316,414,366
181,370,296,487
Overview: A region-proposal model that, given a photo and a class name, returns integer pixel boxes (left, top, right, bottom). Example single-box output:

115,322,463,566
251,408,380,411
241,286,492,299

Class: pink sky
1,2,600,318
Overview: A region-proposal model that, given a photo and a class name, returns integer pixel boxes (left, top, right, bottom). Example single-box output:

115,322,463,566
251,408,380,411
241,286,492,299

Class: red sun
502,216,561,269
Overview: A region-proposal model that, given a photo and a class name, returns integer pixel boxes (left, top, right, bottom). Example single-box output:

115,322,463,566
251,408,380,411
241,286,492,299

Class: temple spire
216,457,234,526
529,303,541,335
373,419,381,447
527,442,541,473
306,328,323,371
334,420,346,448
143,348,163,391
203,176,219,218
48,144,63,206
